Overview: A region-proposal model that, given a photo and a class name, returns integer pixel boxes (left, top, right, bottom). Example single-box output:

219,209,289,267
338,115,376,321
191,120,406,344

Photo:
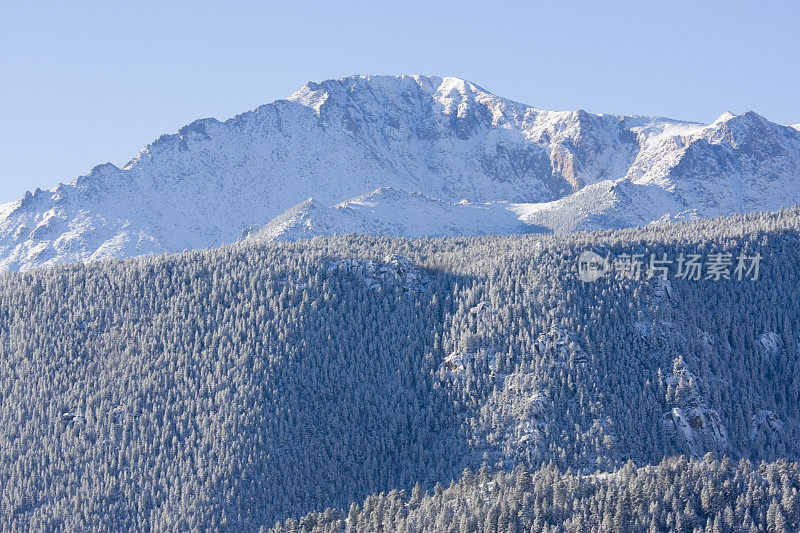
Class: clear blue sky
1,0,798,204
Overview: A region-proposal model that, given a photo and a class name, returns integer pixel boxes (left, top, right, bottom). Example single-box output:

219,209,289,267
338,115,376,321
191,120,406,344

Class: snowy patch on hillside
248,188,543,242
759,332,783,355
325,254,429,291
536,327,590,366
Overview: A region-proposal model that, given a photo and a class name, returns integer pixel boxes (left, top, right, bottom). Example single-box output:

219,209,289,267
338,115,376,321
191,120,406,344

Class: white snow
2,74,799,271
759,332,783,354
246,188,538,242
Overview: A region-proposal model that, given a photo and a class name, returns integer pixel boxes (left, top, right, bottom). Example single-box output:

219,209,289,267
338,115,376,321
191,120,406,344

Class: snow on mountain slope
509,180,690,233
249,179,698,241
245,188,544,242
513,111,800,234
2,74,799,271
627,111,800,215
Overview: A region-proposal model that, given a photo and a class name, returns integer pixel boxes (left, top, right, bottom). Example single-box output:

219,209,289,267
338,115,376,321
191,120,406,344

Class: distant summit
2,75,799,271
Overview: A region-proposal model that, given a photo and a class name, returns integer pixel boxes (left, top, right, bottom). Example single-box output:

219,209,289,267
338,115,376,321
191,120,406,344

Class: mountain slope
2,208,800,529
245,188,544,242
2,75,799,271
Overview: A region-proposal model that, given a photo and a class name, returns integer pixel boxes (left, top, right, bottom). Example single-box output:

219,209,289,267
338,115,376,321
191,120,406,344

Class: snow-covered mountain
2,75,799,271
244,188,544,242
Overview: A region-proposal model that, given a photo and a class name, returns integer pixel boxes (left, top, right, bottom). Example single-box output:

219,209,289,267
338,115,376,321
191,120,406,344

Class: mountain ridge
2,74,799,271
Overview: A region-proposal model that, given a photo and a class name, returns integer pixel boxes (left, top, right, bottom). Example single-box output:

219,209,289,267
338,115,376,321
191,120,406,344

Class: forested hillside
277,456,800,532
1,208,799,530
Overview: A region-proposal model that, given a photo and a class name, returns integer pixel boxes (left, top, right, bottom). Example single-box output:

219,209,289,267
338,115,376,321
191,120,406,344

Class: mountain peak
711,109,769,127
1,76,798,272
713,111,736,124
707,109,780,149
736,110,769,124
305,74,491,96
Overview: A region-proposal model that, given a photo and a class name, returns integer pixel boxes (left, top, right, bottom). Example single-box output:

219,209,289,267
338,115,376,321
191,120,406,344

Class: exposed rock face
750,409,785,441
663,358,729,454
325,254,429,291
